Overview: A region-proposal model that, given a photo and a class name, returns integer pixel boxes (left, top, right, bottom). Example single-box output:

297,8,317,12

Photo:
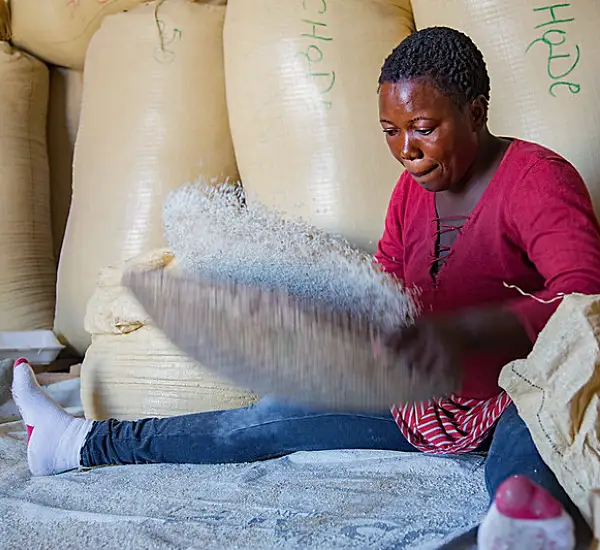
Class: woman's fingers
383,324,419,351
383,320,461,379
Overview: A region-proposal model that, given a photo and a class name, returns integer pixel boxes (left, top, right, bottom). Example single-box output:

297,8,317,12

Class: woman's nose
401,136,422,161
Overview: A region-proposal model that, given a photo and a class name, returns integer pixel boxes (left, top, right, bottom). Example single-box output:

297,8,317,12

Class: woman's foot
478,475,575,549
11,358,93,476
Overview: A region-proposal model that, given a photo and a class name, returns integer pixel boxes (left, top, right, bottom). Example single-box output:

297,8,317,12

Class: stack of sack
81,249,256,421
53,0,419,357
0,0,420,344
2,0,249,421
55,0,421,420
4,4,600,516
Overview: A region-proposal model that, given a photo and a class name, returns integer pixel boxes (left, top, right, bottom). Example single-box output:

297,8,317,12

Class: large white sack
81,249,257,421
55,0,239,355
224,0,415,252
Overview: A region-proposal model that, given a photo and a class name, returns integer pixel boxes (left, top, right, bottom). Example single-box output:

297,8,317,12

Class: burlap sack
224,0,415,252
0,42,55,330
8,0,145,69
0,0,9,41
500,294,600,526
81,249,257,421
47,67,83,261
55,0,239,355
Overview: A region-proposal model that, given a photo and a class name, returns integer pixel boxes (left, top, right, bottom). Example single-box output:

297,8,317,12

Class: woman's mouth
410,165,438,179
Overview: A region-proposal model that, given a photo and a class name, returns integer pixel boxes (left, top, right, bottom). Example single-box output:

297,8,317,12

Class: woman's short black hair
379,26,490,106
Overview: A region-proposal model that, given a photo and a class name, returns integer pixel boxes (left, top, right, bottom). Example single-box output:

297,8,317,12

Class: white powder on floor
0,414,490,549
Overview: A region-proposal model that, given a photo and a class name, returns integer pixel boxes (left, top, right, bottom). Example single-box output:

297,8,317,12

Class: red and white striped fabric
391,392,512,454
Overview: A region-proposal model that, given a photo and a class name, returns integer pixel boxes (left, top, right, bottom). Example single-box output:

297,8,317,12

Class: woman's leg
12,359,416,476
484,402,592,547
81,393,416,467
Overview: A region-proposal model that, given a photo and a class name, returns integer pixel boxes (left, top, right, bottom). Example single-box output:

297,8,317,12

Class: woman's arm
384,308,531,380
442,307,532,356
385,157,600,373
502,157,600,341
374,176,407,279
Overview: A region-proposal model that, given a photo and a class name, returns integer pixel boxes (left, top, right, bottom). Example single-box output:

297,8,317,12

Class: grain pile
130,181,457,412
0,434,489,550
164,181,419,334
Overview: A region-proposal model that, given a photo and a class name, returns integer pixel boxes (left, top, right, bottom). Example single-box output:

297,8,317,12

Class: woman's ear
469,95,489,130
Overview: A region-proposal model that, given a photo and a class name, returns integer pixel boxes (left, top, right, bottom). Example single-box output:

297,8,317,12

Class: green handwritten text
297,0,336,109
526,3,581,97
154,20,182,65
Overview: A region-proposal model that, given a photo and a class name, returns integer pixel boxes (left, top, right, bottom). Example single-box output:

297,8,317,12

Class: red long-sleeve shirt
374,139,600,453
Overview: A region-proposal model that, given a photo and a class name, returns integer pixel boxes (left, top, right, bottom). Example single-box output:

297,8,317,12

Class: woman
12,27,600,547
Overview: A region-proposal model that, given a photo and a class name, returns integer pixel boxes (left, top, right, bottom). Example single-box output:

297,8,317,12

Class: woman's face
378,78,485,193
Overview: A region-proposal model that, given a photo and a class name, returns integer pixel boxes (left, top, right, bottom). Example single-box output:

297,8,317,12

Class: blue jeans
81,398,591,545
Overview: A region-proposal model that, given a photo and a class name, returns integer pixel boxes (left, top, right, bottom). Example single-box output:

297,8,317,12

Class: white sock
11,359,93,476
478,502,575,550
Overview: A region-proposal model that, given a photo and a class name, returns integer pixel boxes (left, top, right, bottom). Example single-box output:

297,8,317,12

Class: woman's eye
383,129,399,137
416,128,434,136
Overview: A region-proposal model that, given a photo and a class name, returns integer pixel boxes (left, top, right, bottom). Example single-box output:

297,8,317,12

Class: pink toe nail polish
26,425,34,444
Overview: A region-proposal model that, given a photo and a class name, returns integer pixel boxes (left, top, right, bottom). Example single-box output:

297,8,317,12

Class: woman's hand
379,307,532,377
382,316,466,381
